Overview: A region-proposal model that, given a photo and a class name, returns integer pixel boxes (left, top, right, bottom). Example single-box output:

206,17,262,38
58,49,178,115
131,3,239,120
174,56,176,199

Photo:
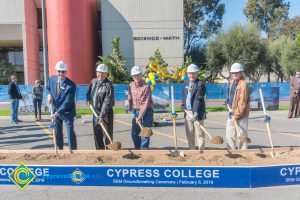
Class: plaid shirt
128,80,153,120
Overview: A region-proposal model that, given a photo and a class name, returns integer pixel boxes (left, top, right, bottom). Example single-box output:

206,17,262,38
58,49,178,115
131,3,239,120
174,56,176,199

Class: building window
37,8,45,29
98,11,101,31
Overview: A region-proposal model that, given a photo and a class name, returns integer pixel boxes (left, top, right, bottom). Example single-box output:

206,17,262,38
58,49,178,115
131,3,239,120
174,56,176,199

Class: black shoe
16,119,22,122
36,118,39,121
11,121,18,124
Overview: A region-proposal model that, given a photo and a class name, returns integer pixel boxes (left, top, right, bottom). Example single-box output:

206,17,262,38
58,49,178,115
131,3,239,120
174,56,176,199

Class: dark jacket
8,82,22,100
181,79,206,120
86,78,115,120
47,75,76,118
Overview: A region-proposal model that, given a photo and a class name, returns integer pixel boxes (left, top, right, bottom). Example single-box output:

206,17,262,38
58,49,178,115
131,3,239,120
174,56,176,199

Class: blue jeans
55,116,77,150
33,99,42,117
131,108,153,150
10,99,19,122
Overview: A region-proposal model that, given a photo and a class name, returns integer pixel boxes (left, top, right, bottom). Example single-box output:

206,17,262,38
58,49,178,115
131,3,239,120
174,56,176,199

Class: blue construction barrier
0,164,299,188
0,82,290,103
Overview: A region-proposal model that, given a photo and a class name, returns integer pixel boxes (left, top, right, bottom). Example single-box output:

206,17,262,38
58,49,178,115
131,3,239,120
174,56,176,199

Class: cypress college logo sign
71,168,86,184
8,162,36,190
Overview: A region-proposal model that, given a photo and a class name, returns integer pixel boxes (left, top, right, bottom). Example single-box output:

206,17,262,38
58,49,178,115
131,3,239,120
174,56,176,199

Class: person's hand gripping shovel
89,105,121,150
170,85,184,157
259,88,275,158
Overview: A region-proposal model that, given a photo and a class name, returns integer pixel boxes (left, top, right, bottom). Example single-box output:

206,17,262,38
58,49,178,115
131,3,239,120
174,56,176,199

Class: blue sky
221,0,300,29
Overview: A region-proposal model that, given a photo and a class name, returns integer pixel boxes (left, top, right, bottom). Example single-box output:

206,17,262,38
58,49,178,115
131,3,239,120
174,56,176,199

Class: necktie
56,81,60,94
189,82,193,92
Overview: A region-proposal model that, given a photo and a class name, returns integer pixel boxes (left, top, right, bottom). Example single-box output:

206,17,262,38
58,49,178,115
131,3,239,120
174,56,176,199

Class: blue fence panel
0,82,291,103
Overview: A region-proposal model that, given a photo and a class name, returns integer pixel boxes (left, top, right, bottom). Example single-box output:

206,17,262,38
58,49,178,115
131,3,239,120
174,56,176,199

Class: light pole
41,0,48,88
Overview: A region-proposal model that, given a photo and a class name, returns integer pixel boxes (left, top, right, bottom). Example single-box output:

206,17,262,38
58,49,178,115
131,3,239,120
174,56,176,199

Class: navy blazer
181,79,206,120
47,75,76,118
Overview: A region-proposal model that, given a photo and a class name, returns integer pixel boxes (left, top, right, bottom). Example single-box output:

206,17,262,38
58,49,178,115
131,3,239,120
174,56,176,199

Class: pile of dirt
0,148,300,166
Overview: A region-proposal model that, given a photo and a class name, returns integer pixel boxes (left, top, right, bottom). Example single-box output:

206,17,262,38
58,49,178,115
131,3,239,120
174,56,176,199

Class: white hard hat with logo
96,64,108,73
131,66,142,75
187,64,199,73
230,63,244,73
55,61,68,71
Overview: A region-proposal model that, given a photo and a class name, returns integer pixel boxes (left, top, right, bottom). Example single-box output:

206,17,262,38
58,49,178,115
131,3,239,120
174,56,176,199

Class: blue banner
1,164,300,188
251,164,300,187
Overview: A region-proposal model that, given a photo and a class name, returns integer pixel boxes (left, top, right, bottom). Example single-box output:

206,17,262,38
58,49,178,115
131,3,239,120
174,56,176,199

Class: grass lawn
0,105,288,116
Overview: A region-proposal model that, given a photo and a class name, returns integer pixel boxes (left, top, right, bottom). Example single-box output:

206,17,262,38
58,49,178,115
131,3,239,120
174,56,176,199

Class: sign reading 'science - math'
0,165,300,188
133,36,180,41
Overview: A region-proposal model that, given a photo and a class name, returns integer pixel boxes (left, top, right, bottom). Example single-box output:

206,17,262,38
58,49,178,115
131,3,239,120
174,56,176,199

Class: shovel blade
139,128,153,137
106,142,122,150
170,150,184,157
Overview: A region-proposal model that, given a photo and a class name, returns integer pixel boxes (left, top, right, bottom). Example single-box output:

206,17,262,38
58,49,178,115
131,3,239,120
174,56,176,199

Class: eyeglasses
231,72,240,75
58,71,66,73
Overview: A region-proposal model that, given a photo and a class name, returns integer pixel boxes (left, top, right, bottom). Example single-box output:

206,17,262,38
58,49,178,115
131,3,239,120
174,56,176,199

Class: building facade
0,0,183,84
101,0,184,69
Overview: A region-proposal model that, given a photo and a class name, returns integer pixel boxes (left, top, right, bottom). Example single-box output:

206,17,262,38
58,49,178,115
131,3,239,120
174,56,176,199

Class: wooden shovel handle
137,121,143,130
99,122,113,144
233,119,242,137
194,120,212,140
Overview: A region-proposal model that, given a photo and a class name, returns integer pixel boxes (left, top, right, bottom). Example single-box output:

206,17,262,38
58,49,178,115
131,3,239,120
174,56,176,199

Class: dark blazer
86,78,115,119
181,79,206,120
47,75,76,118
8,82,22,99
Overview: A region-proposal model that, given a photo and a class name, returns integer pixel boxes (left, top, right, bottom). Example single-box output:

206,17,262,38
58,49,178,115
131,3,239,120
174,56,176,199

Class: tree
244,0,290,39
295,33,300,46
272,16,300,39
149,49,168,67
184,0,225,54
268,36,289,81
205,23,268,82
244,0,290,81
0,60,15,85
98,36,130,84
281,40,300,78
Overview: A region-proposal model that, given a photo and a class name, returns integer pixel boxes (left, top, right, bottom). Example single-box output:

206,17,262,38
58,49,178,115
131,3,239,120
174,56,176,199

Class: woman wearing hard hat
86,64,115,150
181,64,206,150
128,66,153,150
226,63,250,150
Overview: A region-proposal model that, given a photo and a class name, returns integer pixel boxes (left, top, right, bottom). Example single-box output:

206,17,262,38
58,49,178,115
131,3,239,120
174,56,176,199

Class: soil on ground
0,148,299,166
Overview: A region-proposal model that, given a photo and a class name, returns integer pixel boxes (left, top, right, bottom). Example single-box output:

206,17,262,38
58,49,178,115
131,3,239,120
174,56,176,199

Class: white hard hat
131,66,142,76
96,64,108,73
55,61,68,71
230,63,244,73
187,64,198,73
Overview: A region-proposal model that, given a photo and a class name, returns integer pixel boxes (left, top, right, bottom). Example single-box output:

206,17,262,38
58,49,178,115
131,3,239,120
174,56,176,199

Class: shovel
170,86,184,157
137,121,153,137
49,104,58,156
89,105,121,150
226,104,251,144
259,89,275,158
184,110,224,144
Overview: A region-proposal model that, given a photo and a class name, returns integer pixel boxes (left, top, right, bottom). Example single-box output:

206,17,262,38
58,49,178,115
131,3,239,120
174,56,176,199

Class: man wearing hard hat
86,64,115,149
226,63,250,150
128,66,153,149
47,61,77,151
181,64,206,150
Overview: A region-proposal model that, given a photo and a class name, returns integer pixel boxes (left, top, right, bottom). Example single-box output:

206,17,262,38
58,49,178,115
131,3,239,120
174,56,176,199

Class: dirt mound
0,148,299,166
